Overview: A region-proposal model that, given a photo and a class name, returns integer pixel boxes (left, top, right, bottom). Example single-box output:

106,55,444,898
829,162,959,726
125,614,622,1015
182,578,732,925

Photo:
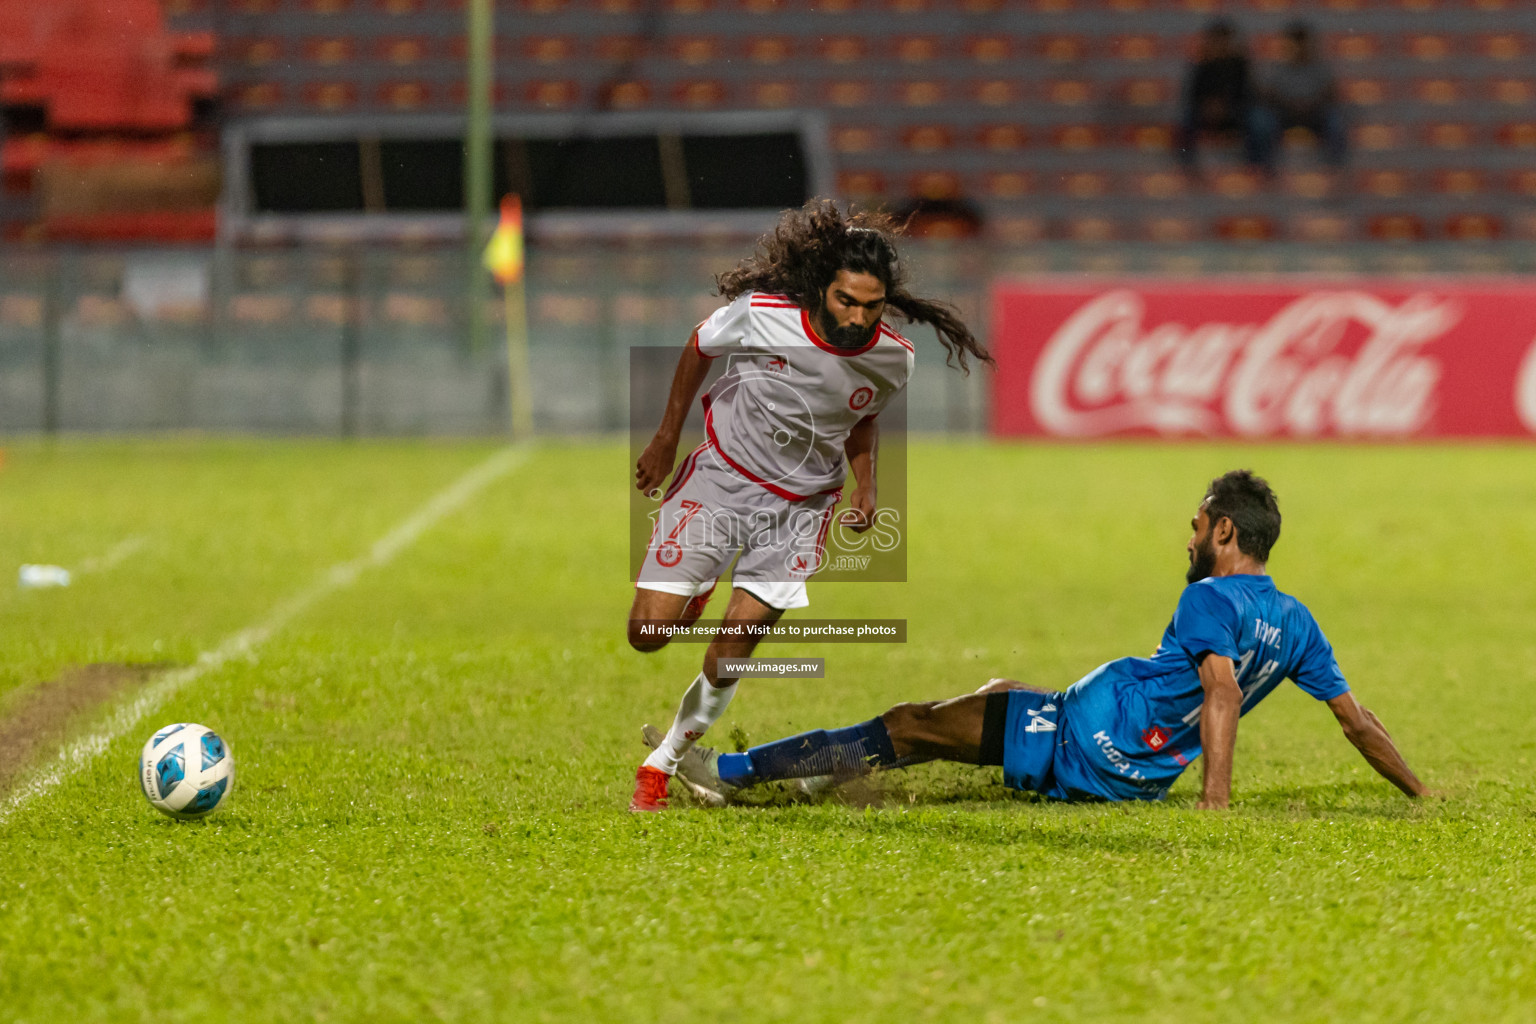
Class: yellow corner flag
484,195,525,285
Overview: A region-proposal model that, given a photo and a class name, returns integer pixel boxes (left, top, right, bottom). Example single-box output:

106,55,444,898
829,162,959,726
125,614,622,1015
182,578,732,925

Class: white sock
644,672,738,774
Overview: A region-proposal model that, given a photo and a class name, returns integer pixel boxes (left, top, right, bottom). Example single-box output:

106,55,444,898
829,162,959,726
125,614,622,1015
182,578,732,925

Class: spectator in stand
1252,21,1347,174
1175,19,1262,176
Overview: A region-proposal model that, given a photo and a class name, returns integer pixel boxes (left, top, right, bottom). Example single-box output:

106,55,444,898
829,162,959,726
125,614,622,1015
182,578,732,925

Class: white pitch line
75,534,149,575
0,444,530,824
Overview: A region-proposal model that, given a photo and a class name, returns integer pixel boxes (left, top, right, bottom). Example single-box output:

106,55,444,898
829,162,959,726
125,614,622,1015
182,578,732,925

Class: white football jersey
694,290,914,500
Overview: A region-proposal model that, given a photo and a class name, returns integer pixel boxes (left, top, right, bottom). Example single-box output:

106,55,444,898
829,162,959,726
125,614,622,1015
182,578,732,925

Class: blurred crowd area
0,0,1533,245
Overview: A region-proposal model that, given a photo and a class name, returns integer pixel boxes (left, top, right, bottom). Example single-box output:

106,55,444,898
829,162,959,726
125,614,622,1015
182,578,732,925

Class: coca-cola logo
1029,290,1460,437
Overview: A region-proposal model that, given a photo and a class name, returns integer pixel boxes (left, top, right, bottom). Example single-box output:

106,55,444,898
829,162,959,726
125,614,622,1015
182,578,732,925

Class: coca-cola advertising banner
990,282,1536,439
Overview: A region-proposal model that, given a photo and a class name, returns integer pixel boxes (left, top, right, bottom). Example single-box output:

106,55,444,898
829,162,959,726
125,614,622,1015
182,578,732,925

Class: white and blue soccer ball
139,723,235,820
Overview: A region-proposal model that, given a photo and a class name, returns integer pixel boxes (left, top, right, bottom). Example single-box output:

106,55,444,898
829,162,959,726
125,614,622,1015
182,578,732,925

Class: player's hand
839,486,876,533
635,436,679,498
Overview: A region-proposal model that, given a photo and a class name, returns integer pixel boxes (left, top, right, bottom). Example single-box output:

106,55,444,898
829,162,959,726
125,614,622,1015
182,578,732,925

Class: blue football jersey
1050,574,1349,801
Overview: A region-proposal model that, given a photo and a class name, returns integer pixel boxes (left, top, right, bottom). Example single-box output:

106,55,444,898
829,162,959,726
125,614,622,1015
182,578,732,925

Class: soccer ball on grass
139,723,235,819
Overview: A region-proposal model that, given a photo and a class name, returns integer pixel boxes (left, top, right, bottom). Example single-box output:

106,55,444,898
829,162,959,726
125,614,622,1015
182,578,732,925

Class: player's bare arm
634,332,711,497
1326,692,1429,798
1195,653,1242,810
841,414,878,532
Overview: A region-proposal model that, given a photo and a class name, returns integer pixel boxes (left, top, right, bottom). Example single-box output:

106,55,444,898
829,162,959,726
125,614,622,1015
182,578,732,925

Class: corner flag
484,195,525,285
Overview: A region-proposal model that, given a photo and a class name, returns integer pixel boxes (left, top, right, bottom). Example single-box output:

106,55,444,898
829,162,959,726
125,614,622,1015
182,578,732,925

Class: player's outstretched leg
630,586,781,811
670,691,995,803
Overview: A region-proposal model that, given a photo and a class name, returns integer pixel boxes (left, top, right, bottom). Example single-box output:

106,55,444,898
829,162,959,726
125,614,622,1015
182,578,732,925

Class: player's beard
815,302,879,350
1186,532,1218,584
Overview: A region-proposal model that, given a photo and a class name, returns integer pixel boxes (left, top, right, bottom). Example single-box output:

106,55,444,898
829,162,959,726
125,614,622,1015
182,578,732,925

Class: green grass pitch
0,438,1533,1023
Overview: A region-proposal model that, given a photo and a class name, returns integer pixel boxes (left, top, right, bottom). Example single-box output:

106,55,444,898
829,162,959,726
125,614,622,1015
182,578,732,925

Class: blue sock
719,718,899,787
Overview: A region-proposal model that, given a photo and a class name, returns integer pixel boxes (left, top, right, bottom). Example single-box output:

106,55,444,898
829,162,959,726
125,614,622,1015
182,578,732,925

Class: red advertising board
990,281,1536,439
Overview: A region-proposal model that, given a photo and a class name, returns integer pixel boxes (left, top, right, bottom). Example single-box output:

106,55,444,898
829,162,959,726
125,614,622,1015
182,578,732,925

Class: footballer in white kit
627,200,991,812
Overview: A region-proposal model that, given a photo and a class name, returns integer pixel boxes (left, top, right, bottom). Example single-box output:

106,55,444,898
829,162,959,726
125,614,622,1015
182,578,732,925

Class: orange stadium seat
1292,213,1356,244
1492,78,1533,106
910,171,961,199
965,36,1014,64
1331,34,1381,63
228,37,285,67
1405,34,1456,62
1354,123,1405,151
376,0,422,12
673,80,727,108
301,0,353,12
1444,214,1501,241
1362,169,1415,198
971,80,1019,107
1216,216,1278,243
885,0,931,11
1128,125,1172,152
749,81,796,107
1110,35,1162,62
1121,78,1170,108
303,37,357,65
824,81,872,107
1341,79,1390,106
743,37,794,64
899,80,945,107
304,82,358,110
832,125,880,153
378,81,431,110
1055,125,1104,151
1479,34,1527,61
233,0,279,13
819,37,866,64
1497,122,1536,148
1144,216,1199,244
837,171,886,198
977,124,1029,151
992,215,1047,244
1282,170,1335,199
1064,216,1116,244
1213,170,1262,199
520,0,567,11
1512,170,1536,197
1045,79,1096,107
895,36,941,64
595,36,644,61
601,81,651,109
1134,171,1187,200
377,36,432,64
1369,214,1426,241
1425,123,1475,150
1038,36,1087,64
233,82,283,110
1436,169,1485,197
525,80,580,109
671,37,720,64
1061,171,1110,199
982,171,1033,198
902,125,953,152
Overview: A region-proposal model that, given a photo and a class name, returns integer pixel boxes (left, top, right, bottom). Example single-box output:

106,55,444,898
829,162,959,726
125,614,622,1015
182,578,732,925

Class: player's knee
626,620,671,653
882,701,939,747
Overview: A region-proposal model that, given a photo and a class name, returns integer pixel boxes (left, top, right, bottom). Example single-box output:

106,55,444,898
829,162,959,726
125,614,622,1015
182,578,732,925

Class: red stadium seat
982,171,1032,198
1135,172,1186,199
977,124,1028,151
1405,34,1455,61
668,0,713,13
824,81,872,106
744,37,794,64
1331,34,1381,63
750,81,796,107
902,125,953,152
832,125,879,153
896,36,941,64
520,0,567,11
1512,170,1536,197
885,0,930,11
378,81,431,110
1444,214,1501,240
596,37,644,61
1216,216,1278,243
818,37,865,64
233,82,283,110
971,80,1019,107
599,0,640,10
1415,79,1462,106
1424,123,1475,149
909,171,961,199
602,81,651,109
1492,78,1533,106
1394,0,1439,10
899,80,945,107
837,171,886,198
1368,214,1426,241
740,0,783,12
1039,36,1087,64
525,80,580,109
377,36,432,64
1354,123,1405,151
1498,122,1536,148
1110,35,1161,62
671,37,720,64
1479,34,1527,61
302,37,356,65
1361,169,1414,198
673,80,727,108
304,82,358,110
233,0,279,12
965,36,1013,64
302,0,353,11
1436,169,1485,197
1292,213,1355,243
1061,171,1110,199
1055,125,1104,151
812,0,858,12
1128,125,1172,152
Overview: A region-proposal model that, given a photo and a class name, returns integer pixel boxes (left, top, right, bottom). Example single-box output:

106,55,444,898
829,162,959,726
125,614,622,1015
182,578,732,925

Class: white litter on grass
17,565,71,589
0,445,530,824
76,535,149,575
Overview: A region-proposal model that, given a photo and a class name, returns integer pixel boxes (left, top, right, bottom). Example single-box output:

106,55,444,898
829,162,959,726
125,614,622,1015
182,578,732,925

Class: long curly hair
715,199,994,373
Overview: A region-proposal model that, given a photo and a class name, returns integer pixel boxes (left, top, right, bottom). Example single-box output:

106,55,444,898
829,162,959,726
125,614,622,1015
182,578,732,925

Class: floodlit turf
0,437,1533,1024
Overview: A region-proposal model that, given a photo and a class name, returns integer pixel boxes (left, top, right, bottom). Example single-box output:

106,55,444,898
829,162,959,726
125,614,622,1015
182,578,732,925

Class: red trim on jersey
703,405,843,503
811,498,841,568
688,327,718,360
661,443,706,502
800,308,880,357
751,302,799,308
879,324,915,353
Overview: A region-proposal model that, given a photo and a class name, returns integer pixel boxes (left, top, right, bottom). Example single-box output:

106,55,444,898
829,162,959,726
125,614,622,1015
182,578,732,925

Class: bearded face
1186,521,1218,584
